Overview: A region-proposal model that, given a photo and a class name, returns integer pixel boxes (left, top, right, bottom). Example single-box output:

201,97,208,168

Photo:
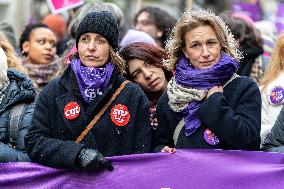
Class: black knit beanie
76,11,119,51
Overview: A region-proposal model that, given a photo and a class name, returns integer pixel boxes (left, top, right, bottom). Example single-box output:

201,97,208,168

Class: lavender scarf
173,54,239,136
71,58,114,104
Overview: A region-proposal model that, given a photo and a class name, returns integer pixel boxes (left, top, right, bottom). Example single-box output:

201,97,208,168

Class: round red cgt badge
110,104,130,126
64,102,80,120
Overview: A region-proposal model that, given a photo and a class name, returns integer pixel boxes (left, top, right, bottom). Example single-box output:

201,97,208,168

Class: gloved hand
78,148,113,171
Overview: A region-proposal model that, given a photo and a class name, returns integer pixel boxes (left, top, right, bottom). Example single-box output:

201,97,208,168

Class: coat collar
58,65,80,93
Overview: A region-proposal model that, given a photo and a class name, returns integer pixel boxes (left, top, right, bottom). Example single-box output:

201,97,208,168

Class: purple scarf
71,58,114,104
175,54,239,136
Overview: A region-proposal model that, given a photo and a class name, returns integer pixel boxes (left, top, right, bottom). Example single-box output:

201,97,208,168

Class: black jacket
153,76,261,151
25,66,151,169
262,106,284,152
0,69,35,162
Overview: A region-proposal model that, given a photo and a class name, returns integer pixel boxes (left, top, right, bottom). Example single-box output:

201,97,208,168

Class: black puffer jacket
0,69,36,162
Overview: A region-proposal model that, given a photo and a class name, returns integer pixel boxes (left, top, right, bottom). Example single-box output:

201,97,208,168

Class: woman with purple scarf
25,12,151,171
153,9,261,153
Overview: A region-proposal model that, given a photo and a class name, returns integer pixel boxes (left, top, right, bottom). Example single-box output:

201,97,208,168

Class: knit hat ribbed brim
76,11,119,51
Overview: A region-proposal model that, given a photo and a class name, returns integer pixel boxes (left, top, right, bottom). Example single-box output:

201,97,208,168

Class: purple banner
1,149,284,189
231,1,262,21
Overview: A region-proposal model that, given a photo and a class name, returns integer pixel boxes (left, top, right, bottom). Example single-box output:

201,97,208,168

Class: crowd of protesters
0,1,284,173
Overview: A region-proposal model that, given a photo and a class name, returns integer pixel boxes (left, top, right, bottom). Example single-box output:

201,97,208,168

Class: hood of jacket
0,68,35,113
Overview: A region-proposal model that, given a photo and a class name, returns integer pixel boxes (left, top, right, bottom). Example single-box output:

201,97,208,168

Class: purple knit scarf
71,58,114,104
175,54,239,136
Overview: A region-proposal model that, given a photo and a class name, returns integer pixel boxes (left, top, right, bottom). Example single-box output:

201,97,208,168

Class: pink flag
47,0,84,14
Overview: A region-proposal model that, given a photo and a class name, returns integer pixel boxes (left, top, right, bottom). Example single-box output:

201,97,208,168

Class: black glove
78,148,113,171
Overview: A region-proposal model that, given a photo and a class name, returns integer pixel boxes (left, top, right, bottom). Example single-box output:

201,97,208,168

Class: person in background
254,20,277,71
259,32,284,147
0,32,27,74
25,12,151,171
0,45,36,162
221,13,264,83
0,22,18,53
133,6,177,48
104,2,126,40
120,42,172,135
19,23,58,92
153,9,261,153
42,14,68,56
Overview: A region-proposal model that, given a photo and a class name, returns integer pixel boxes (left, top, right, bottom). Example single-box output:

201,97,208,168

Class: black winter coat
25,66,151,169
153,76,261,151
0,69,35,162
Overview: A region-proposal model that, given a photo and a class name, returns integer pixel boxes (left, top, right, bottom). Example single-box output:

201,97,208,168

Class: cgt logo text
64,102,81,120
65,106,80,117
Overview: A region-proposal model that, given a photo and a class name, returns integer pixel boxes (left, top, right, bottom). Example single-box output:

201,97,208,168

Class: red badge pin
110,104,130,126
64,102,80,120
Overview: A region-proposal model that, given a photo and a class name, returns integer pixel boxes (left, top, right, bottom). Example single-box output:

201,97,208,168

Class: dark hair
133,7,177,48
221,15,263,50
19,23,49,52
120,42,172,81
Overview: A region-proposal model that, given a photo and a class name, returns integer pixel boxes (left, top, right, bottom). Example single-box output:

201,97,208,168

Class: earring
157,31,162,38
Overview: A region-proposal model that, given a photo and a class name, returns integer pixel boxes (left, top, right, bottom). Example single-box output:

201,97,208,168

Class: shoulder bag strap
9,103,26,148
173,118,185,146
75,80,130,143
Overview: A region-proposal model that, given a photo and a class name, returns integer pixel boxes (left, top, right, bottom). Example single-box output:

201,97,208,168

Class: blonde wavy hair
260,32,284,90
0,32,27,74
165,9,241,71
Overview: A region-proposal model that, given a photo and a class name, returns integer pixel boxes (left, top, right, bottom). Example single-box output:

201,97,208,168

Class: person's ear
22,41,29,55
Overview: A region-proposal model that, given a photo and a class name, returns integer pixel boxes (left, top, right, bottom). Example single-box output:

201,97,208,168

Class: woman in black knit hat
25,11,151,171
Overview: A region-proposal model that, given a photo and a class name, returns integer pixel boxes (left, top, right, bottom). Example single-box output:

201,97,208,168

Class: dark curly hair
133,7,177,48
19,23,49,53
120,42,172,81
